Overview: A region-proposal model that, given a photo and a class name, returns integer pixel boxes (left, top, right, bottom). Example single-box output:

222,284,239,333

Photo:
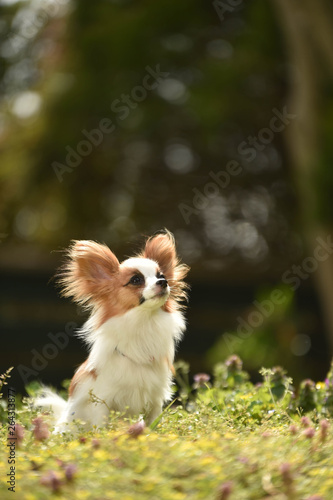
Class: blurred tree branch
272,0,333,350
307,0,333,75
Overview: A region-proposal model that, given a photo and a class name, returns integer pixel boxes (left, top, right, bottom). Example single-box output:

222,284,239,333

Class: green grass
1,357,333,500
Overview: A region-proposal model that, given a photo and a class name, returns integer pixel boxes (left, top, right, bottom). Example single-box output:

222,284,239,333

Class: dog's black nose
156,278,168,288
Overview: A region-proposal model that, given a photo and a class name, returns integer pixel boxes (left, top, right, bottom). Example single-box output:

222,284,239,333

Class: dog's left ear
142,230,189,287
143,230,177,281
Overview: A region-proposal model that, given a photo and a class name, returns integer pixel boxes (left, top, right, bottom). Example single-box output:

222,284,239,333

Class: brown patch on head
140,230,190,309
96,266,146,326
68,360,97,398
117,266,145,304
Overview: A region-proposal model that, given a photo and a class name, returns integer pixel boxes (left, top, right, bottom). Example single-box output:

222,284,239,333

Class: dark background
1,0,333,393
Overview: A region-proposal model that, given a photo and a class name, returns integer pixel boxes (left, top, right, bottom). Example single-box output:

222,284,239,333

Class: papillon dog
36,230,189,432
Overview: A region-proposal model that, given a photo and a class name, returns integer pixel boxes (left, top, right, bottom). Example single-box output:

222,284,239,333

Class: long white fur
36,258,186,433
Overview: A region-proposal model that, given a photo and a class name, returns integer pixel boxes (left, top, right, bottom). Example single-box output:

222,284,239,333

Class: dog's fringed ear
142,230,190,304
56,240,119,309
143,231,177,281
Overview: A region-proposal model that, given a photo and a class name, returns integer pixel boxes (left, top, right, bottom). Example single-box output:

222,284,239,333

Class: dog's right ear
57,240,119,308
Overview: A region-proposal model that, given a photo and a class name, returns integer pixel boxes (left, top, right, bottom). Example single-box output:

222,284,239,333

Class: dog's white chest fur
53,307,185,432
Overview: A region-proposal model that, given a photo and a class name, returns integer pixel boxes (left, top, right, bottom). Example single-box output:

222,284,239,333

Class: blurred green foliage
1,0,333,383
0,0,294,269
207,285,301,375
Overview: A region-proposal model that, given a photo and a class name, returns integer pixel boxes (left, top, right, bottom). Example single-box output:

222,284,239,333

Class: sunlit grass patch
1,357,333,499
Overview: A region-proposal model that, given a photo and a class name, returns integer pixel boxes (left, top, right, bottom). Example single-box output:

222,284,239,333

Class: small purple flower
8,423,24,447
64,464,78,482
217,481,233,500
225,355,242,371
289,424,297,435
128,420,145,438
40,471,62,492
280,463,293,486
319,419,329,442
303,427,315,439
302,379,315,390
92,438,100,449
32,417,49,441
193,373,211,388
300,416,311,428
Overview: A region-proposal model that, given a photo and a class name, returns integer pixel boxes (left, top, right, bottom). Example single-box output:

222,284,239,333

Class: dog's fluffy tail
34,387,67,422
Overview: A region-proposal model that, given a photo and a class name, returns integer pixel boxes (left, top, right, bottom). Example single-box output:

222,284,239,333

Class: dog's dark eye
130,274,144,285
157,271,165,279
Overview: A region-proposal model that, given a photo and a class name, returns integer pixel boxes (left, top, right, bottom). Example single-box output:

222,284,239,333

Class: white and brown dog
36,231,189,432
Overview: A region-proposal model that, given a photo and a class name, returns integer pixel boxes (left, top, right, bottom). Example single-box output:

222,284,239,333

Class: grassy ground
1,358,333,500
